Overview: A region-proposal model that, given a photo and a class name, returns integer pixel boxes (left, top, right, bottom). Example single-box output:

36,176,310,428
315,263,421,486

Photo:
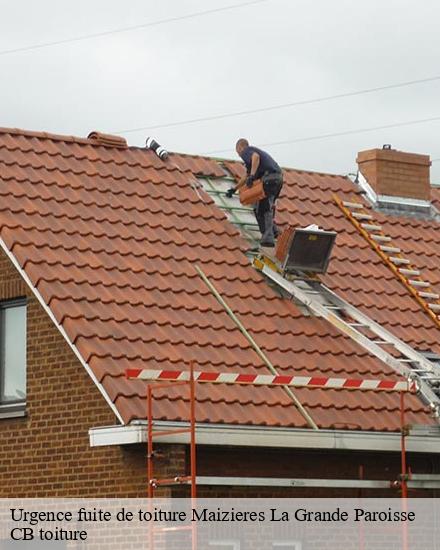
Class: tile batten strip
0,237,124,424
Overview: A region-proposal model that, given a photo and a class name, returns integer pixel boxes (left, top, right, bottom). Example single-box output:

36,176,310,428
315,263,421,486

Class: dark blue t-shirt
239,146,281,179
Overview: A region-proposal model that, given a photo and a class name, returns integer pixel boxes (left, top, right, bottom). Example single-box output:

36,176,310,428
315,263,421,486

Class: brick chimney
356,146,431,201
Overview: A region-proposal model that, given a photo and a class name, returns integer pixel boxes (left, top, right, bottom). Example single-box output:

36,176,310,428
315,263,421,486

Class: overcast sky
2,0,440,181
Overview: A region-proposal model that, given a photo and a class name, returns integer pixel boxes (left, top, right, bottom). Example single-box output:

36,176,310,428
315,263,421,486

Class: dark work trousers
253,172,283,245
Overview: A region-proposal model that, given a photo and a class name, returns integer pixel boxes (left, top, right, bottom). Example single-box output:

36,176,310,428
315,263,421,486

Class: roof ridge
0,127,349,177
0,126,131,150
0,126,94,145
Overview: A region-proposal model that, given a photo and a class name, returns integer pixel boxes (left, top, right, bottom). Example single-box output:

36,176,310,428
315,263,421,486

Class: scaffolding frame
126,365,440,550
126,366,426,497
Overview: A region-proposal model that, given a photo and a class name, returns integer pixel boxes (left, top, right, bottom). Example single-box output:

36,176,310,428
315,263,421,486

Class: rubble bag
239,180,266,205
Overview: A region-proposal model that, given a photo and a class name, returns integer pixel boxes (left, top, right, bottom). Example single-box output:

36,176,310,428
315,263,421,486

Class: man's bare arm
250,152,260,177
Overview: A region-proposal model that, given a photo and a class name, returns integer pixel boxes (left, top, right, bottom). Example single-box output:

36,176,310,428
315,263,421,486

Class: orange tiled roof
0,127,437,432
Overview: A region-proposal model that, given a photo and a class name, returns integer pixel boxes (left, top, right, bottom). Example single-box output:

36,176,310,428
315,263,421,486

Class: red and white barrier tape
125,369,415,393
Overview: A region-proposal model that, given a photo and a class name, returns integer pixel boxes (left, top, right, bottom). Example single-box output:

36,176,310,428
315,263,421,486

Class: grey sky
2,0,440,181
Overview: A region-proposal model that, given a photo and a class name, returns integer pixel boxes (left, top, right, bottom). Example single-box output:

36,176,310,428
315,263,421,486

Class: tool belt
262,170,282,182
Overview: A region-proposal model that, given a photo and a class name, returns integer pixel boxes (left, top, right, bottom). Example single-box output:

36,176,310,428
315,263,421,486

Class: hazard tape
125,369,415,393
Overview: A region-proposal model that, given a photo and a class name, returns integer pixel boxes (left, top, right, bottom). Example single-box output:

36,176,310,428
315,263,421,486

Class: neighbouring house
0,127,439,498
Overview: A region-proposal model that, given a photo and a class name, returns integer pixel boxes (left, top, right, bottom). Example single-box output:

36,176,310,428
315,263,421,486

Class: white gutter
89,421,440,453
0,238,124,424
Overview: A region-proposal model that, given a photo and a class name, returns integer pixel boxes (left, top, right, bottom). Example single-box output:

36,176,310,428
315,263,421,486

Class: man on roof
226,138,283,248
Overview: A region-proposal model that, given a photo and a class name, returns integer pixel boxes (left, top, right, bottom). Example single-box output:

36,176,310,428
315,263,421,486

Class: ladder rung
233,221,260,227
221,205,253,212
419,291,440,300
353,212,373,220
397,359,421,363
390,257,410,265
428,303,440,312
411,369,434,373
342,201,364,209
323,305,342,310
372,340,394,345
371,235,392,242
361,223,382,231
348,323,368,327
153,476,191,486
408,280,431,288
380,245,401,253
399,268,420,276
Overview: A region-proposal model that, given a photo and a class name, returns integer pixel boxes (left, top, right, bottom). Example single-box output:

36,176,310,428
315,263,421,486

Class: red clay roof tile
0,127,437,432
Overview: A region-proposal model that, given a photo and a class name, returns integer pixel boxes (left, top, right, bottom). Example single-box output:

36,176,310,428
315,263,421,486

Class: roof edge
89,421,440,453
0,126,96,145
0,126,131,149
0,237,124,424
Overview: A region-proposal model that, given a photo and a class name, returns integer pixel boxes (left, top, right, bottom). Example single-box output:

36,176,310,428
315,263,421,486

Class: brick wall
357,148,431,200
0,247,154,497
1,247,438,498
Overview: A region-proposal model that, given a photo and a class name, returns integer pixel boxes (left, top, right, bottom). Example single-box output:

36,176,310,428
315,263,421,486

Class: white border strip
89,422,440,453
0,238,124,424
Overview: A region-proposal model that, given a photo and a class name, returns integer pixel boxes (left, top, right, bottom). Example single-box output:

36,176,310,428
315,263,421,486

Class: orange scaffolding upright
146,360,197,499
143,361,197,550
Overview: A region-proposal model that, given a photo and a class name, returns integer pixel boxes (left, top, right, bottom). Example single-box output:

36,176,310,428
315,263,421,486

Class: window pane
2,304,26,402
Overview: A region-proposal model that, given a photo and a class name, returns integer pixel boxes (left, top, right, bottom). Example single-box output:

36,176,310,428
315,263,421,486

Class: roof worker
226,138,283,248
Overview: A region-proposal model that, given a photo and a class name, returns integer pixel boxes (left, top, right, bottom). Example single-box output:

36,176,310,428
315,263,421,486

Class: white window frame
0,298,27,417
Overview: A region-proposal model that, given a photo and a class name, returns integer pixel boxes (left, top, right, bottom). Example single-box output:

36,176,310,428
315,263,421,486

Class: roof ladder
334,195,440,329
255,257,440,418
197,176,261,253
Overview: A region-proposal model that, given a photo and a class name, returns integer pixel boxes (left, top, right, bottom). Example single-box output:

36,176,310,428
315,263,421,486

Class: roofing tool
145,137,169,160
253,226,440,419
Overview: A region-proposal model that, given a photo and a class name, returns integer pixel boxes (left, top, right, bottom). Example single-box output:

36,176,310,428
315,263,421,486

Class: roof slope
0,128,436,431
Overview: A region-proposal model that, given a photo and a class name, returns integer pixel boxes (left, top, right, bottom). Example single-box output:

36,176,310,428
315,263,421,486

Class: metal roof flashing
354,171,438,219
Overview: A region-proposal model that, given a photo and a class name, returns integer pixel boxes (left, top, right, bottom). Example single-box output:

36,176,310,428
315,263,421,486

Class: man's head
235,138,249,156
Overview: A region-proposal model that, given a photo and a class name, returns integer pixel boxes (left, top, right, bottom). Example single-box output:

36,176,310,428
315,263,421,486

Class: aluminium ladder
254,256,440,418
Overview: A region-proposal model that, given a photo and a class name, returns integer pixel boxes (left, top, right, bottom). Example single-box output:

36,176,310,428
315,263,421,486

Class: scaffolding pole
144,361,197,550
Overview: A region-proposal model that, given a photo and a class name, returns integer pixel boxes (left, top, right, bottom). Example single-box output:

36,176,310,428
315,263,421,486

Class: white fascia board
89,421,440,454
0,238,124,424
